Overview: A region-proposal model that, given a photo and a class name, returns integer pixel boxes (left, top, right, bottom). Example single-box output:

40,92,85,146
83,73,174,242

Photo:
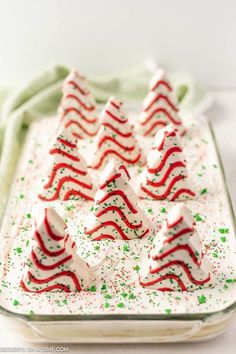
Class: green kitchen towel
0,63,205,219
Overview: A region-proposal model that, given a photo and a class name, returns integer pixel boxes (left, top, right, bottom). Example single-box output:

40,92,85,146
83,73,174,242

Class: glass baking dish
0,114,235,343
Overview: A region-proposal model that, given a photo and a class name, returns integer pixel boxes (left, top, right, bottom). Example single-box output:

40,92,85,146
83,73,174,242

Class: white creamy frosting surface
0,111,235,316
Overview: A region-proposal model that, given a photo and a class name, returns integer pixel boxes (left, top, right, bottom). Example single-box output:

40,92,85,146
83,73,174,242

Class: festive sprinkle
220,236,227,243
200,188,207,195
89,285,96,292
194,213,203,222
160,207,166,213
13,300,20,306
218,228,229,234
117,302,125,308
15,247,22,254
198,295,207,304
165,308,171,314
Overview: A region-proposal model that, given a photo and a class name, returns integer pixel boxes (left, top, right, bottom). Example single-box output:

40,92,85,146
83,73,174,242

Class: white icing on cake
38,127,95,201
21,207,91,292
89,96,144,169
138,125,195,201
85,159,150,240
140,203,213,291
59,69,98,139
139,68,185,136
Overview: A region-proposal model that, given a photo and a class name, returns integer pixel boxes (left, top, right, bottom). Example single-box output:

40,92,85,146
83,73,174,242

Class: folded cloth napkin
0,63,205,219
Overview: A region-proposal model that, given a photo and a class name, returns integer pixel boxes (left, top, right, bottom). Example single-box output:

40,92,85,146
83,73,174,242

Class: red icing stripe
146,162,186,187
143,121,167,136
98,190,137,213
102,123,132,138
153,244,201,266
63,94,95,111
27,270,81,291
119,164,130,179
31,250,72,270
85,221,130,240
141,175,186,200
20,279,71,293
93,234,116,241
57,137,77,149
144,94,178,112
141,107,181,126
65,120,97,137
151,80,172,92
44,174,92,191
167,216,183,229
100,173,121,189
156,130,177,151
66,80,88,96
110,100,121,109
140,228,150,238
91,150,141,169
140,274,187,291
164,227,194,244
34,231,65,257
50,148,80,162
39,177,93,202
171,188,196,201
63,189,94,201
150,260,211,286
98,136,135,151
96,206,142,229
44,209,64,241
148,146,182,173
105,109,128,124
62,107,97,124
43,163,87,189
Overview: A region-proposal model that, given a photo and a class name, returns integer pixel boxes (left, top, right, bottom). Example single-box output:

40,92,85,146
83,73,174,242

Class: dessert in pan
0,68,235,317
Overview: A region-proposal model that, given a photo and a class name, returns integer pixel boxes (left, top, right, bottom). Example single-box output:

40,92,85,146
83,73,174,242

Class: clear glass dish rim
0,120,235,323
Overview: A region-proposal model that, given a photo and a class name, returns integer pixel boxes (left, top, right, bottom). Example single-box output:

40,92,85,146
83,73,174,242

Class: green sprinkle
66,205,74,211
147,208,153,214
104,302,110,308
218,228,229,234
26,240,29,247
104,294,112,299
165,308,171,315
13,300,20,306
212,252,218,258
194,213,203,222
26,213,31,219
226,278,236,283
121,292,128,298
94,245,100,251
200,188,207,195
123,244,129,252
220,236,227,242
15,247,22,254
28,159,33,164
160,207,166,213
20,176,25,181
19,194,24,199
89,285,96,292
101,283,107,291
133,265,140,272
198,295,207,304
128,293,136,300
117,302,125,308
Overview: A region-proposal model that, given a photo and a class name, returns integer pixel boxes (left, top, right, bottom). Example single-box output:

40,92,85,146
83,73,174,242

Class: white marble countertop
0,91,235,353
